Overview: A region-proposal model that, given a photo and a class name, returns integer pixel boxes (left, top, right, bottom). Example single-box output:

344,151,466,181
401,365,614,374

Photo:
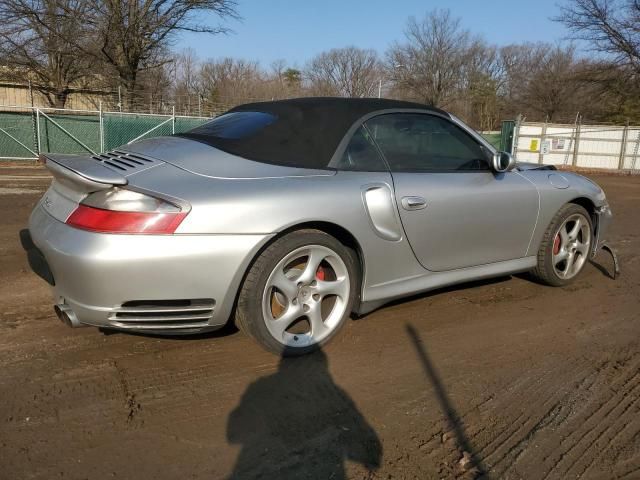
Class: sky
176,0,570,67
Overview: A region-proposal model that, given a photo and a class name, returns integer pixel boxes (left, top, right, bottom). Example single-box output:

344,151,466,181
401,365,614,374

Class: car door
364,113,539,272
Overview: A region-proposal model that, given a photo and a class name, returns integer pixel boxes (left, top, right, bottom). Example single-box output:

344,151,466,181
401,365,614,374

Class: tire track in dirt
572,389,640,475
577,392,640,478
474,352,640,479
482,376,582,475
540,357,640,479
409,351,640,480
394,360,592,478
476,362,592,465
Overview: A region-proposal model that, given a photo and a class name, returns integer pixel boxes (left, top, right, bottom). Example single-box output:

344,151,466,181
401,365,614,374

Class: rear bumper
26,204,272,333
20,229,55,286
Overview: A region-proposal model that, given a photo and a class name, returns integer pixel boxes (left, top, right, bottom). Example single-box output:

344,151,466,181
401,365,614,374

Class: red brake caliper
316,266,326,281
553,234,561,255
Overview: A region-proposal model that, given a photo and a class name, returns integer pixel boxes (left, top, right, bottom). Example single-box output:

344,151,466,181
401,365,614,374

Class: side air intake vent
92,150,160,173
108,299,215,331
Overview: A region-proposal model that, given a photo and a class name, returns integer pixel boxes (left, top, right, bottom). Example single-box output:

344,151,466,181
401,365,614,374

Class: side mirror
492,151,516,173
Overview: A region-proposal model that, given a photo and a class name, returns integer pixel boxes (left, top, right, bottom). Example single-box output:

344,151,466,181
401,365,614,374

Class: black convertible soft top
178,97,447,169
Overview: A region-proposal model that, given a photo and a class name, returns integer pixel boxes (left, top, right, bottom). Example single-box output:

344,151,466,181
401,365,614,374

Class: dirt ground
0,165,639,480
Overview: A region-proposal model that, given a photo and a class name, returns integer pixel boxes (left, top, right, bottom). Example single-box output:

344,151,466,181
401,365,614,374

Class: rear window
187,111,277,140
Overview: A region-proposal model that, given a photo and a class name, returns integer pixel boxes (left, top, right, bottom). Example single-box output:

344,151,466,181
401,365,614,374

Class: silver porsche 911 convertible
21,98,612,355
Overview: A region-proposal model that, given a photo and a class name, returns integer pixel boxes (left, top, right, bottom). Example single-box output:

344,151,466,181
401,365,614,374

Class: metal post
36,107,41,154
118,86,122,113
378,79,382,99
618,121,629,170
29,81,38,155
198,94,202,117
563,113,579,166
99,101,105,153
572,115,582,167
172,106,176,134
538,118,548,164
631,130,640,170
512,114,522,156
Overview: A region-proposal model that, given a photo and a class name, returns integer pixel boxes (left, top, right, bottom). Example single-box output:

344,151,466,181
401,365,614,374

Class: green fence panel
0,112,37,158
480,133,502,149
500,120,516,152
104,114,169,151
175,117,208,133
0,110,210,160
103,114,208,151
39,113,100,155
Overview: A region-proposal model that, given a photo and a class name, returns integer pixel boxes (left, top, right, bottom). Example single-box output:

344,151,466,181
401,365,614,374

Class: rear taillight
66,188,188,234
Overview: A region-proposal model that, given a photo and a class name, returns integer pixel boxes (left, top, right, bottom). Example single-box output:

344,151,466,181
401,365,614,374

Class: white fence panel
623,128,640,169
513,124,543,163
513,121,640,171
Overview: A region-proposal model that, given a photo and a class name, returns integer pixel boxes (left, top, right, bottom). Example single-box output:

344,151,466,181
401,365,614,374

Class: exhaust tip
53,304,83,328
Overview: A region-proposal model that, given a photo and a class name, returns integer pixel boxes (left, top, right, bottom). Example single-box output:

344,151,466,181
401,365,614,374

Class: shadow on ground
406,324,489,479
225,349,381,479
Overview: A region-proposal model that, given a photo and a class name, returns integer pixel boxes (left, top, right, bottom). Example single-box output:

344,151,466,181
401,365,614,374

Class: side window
365,114,491,172
336,126,388,172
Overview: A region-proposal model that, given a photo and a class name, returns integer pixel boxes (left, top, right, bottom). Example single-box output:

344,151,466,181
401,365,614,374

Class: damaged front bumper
592,203,619,279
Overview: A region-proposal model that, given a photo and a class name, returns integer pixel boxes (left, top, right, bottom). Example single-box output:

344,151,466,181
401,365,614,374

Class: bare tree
199,58,266,109
0,0,92,108
305,47,381,97
171,48,202,113
556,0,640,74
555,0,640,121
84,0,238,108
497,43,584,122
387,9,473,108
461,41,504,130
523,45,582,121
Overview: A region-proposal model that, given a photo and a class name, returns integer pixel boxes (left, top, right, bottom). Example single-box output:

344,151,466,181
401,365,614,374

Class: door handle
401,196,427,210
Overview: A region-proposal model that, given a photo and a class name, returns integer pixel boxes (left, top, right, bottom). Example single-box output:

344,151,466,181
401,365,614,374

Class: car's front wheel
235,229,358,356
531,203,593,286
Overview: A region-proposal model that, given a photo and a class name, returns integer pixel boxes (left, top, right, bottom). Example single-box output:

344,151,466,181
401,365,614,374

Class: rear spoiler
40,153,127,190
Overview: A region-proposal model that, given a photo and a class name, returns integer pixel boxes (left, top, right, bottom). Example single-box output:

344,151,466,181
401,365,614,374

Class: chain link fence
0,106,209,160
0,82,256,117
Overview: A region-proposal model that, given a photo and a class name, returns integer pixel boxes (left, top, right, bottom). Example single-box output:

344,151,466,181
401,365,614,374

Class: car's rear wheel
235,229,358,356
531,203,592,286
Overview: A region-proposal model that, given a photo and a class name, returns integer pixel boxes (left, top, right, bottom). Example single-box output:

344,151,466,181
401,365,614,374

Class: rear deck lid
122,136,334,179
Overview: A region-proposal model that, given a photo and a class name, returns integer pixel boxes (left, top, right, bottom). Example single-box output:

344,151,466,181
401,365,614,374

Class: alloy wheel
552,213,591,280
261,245,351,348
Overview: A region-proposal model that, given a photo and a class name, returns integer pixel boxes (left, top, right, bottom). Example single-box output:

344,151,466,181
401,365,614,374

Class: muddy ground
0,166,638,480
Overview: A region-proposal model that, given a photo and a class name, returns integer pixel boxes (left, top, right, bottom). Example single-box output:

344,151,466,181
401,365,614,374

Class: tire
235,229,359,356
531,203,593,287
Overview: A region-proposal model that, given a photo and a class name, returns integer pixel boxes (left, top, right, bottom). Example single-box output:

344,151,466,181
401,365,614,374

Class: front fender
519,170,610,255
